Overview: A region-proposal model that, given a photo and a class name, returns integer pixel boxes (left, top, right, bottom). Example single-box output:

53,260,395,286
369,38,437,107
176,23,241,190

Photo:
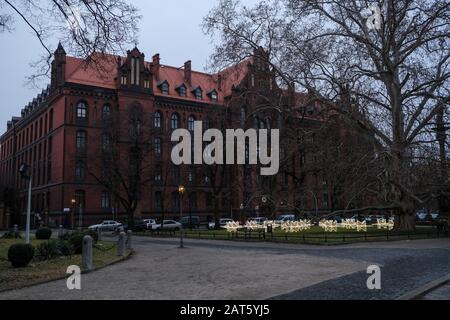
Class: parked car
276,214,296,222
248,217,268,224
416,210,427,221
143,219,157,229
180,216,201,229
153,220,182,230
430,212,440,220
123,220,148,232
88,220,122,232
208,218,234,229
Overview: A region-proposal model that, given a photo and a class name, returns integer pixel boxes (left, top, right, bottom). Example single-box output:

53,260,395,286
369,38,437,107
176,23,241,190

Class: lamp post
19,163,32,244
178,185,185,248
71,198,76,230
78,202,83,229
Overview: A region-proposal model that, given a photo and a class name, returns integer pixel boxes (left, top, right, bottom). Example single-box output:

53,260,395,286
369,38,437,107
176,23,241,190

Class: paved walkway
0,237,449,300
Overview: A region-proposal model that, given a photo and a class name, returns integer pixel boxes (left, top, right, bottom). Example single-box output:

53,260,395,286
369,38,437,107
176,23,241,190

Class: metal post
25,177,32,244
78,204,82,229
180,194,184,248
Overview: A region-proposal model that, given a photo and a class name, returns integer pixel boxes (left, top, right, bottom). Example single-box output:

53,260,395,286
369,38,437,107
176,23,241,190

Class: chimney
184,60,192,85
152,54,160,80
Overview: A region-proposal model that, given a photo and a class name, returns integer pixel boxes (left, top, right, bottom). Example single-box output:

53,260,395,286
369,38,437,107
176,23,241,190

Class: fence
140,228,449,245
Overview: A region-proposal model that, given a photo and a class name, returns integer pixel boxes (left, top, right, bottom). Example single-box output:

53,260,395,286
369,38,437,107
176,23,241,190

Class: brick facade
0,45,376,227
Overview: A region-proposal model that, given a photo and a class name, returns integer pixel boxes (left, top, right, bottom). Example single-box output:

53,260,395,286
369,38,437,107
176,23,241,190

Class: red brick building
0,45,376,228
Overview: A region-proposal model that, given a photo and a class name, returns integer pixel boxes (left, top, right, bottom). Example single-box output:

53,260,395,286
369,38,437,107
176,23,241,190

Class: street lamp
19,163,32,244
178,185,185,248
71,198,76,230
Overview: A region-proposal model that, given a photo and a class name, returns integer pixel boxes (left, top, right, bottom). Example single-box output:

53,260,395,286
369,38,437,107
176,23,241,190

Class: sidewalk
422,281,450,300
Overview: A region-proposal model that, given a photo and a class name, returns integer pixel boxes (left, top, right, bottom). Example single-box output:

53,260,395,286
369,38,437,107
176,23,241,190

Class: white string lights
222,217,394,234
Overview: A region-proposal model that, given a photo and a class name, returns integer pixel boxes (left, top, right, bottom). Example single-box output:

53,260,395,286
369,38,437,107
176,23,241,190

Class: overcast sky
0,0,257,133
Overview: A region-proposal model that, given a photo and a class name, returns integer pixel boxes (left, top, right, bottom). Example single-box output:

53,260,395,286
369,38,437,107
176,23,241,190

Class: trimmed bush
68,234,85,254
57,240,74,257
8,244,35,268
35,228,52,240
36,240,60,260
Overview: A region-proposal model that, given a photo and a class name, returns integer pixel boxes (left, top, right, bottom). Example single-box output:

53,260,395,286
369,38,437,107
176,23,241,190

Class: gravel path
0,237,449,300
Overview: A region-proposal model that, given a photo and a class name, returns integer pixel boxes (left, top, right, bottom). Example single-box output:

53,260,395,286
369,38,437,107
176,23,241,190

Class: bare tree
204,0,450,230
1,0,140,86
86,103,153,229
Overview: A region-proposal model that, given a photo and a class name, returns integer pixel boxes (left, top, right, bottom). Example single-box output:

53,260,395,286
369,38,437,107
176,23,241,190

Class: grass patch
0,239,129,292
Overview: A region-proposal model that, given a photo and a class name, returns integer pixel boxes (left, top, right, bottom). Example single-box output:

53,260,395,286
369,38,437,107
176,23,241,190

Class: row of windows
154,111,200,131
158,82,218,102
76,102,111,121
1,109,53,159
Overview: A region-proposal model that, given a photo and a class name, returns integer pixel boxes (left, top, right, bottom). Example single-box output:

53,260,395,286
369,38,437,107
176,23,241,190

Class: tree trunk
127,208,134,229
397,211,416,231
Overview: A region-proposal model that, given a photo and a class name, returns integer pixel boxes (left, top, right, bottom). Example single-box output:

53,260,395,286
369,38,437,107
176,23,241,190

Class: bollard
58,225,64,238
13,224,18,233
117,231,126,257
97,228,102,241
126,230,133,250
82,235,93,271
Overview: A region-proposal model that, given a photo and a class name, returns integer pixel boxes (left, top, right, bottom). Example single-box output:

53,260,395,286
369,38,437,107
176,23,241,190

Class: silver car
88,220,122,232
152,220,182,230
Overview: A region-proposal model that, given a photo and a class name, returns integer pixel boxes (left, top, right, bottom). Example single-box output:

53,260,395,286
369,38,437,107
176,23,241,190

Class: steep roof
63,52,252,103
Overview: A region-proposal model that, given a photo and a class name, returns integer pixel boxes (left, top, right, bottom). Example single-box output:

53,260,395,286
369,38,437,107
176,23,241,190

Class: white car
152,220,182,230
208,218,234,229
88,220,122,232
143,219,157,229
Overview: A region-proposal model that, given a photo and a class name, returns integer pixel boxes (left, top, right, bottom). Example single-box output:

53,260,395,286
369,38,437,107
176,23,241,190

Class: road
0,237,449,300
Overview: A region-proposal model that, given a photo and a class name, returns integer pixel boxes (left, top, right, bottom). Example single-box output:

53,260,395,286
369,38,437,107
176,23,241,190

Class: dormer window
144,79,150,89
158,81,169,95
192,86,203,100
176,84,187,97
121,75,127,85
207,90,218,102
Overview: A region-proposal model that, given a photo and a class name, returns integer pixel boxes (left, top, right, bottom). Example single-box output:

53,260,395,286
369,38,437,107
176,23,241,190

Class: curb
0,250,133,294
396,274,450,300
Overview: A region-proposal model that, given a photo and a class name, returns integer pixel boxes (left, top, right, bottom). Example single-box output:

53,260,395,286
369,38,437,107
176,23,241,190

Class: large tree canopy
204,0,450,229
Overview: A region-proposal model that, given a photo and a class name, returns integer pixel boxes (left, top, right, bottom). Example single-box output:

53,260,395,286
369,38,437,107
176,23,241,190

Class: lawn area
136,226,447,245
0,238,130,292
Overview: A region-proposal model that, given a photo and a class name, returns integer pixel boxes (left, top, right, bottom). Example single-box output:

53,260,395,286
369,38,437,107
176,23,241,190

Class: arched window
171,113,180,129
265,117,271,130
259,118,266,129
102,104,111,119
154,137,162,155
154,111,162,128
75,162,85,181
102,134,112,152
101,191,110,209
240,106,246,126
254,116,260,129
188,116,195,131
155,191,162,211
154,166,162,182
76,101,87,120
76,130,87,151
